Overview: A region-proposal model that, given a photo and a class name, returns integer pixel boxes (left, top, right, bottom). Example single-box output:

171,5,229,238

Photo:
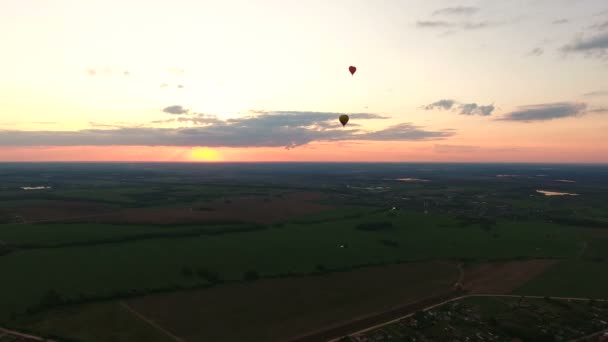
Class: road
328,294,608,342
0,326,55,341
285,290,464,342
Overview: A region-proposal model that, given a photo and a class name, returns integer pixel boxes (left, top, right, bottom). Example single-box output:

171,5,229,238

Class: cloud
353,123,453,141
461,21,490,30
587,107,608,113
552,18,568,25
432,6,478,16
561,31,608,58
177,84,184,89
583,90,608,97
416,21,453,28
424,99,494,116
177,114,223,125
416,20,492,31
498,102,587,122
86,69,96,76
162,105,190,115
89,122,144,128
590,20,608,31
424,99,456,110
459,103,495,116
0,111,453,148
528,47,544,56
150,119,176,124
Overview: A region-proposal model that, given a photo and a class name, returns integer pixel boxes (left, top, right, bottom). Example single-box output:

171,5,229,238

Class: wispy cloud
583,90,608,97
417,21,453,28
552,18,568,25
416,20,493,31
432,6,478,16
424,99,456,110
587,107,608,113
589,19,608,31
162,105,190,115
562,31,608,58
528,47,544,56
459,103,495,116
0,111,453,148
424,99,494,116
498,102,587,122
417,6,500,33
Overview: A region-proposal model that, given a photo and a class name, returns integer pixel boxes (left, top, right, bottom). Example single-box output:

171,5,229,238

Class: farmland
1,162,608,340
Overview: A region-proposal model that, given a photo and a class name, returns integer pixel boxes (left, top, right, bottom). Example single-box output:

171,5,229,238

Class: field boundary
119,301,186,342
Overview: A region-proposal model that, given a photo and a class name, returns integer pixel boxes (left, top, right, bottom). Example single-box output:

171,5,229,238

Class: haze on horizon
1,0,607,163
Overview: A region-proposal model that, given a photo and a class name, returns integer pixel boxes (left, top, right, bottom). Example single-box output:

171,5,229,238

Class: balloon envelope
339,114,349,127
349,66,356,75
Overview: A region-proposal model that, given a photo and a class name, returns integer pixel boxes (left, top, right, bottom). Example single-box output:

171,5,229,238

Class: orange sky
1,142,607,163
1,1,607,163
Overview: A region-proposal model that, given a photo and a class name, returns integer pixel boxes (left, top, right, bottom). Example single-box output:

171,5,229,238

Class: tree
39,289,64,308
243,270,259,281
181,267,193,277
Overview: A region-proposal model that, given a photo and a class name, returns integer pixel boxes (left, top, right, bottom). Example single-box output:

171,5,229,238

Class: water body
21,186,52,190
395,178,429,182
536,190,579,196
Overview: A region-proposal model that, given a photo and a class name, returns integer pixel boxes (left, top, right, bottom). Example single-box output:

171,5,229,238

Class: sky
1,0,607,162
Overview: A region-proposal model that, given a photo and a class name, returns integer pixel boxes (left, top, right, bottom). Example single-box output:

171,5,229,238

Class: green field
514,260,608,299
0,210,585,320
14,262,458,342
3,163,608,340
14,302,174,342
0,223,256,247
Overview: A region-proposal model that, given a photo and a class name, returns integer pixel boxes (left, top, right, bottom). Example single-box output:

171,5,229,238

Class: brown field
2,192,333,225
87,191,333,225
0,201,116,224
126,261,459,342
462,259,558,294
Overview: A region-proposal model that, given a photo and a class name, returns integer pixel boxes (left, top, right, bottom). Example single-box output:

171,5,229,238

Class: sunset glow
190,147,223,162
1,0,607,163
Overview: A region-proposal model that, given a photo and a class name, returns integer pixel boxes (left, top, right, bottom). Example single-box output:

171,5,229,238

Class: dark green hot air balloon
339,114,349,127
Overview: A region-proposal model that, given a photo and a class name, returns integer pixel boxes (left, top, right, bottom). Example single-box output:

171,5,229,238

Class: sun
190,147,222,162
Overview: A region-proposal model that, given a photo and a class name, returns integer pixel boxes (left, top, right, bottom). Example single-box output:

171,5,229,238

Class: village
346,297,608,342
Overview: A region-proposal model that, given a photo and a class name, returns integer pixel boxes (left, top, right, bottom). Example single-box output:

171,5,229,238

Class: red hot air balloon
349,66,356,76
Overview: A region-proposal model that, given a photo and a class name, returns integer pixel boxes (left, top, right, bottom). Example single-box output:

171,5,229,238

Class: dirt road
0,326,55,341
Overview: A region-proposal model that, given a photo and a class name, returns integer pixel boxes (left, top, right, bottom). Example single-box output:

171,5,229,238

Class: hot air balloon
349,66,356,76
339,114,349,127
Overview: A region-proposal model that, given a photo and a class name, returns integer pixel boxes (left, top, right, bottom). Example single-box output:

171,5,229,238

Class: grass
0,223,252,247
513,259,608,299
19,261,458,342
13,302,175,342
0,211,584,321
